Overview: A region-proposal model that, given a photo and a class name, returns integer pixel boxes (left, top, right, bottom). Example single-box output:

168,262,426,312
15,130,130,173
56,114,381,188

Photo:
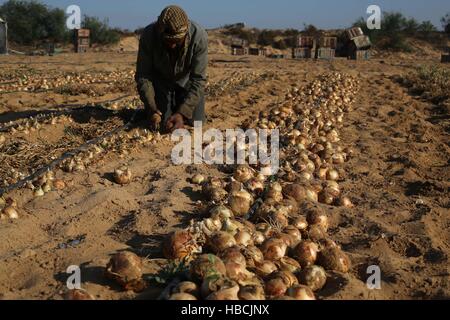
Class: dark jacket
135,21,208,121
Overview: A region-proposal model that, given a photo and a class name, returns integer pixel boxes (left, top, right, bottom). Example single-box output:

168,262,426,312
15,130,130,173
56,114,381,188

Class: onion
234,165,255,183
254,260,278,278
201,276,239,299
235,230,253,247
327,169,339,181
64,289,95,300
229,190,253,216
307,209,329,232
169,293,197,300
207,231,237,253
267,211,289,229
269,271,299,288
252,231,265,246
305,187,319,202
338,196,354,208
105,251,146,292
246,178,265,194
286,285,316,300
173,281,199,297
206,285,240,300
210,205,233,221
163,230,198,260
318,189,334,205
2,206,19,219
307,225,328,242
276,257,301,274
291,216,308,231
202,217,223,236
265,278,287,297
283,184,309,202
239,285,266,300
34,187,44,197
299,265,327,291
42,181,52,193
317,247,351,273
266,183,283,202
190,254,227,282
293,241,319,267
283,226,302,245
114,167,132,185
241,246,264,268
220,247,247,267
53,179,66,190
261,238,288,261
191,174,205,185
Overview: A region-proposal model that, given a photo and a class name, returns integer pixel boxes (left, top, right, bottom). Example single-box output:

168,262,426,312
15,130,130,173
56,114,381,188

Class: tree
442,13,450,34
82,15,120,45
0,0,67,44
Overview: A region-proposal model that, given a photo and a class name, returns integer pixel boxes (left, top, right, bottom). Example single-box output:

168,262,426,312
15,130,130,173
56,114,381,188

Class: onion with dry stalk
234,165,255,183
105,251,146,292
163,230,199,260
254,260,278,278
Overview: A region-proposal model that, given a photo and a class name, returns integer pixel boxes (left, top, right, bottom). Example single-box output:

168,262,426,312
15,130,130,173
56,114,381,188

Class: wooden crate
76,29,90,38
316,48,335,60
231,45,248,55
350,50,371,60
345,27,364,40
319,37,337,49
292,47,313,59
249,47,266,56
76,45,89,53
296,36,316,48
231,37,248,47
351,35,372,50
442,54,450,63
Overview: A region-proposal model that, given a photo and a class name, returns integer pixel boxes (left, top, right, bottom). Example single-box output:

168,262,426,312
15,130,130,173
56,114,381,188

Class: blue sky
1,0,449,30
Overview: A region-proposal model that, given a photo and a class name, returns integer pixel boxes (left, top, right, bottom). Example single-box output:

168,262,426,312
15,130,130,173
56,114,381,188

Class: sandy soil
0,49,448,300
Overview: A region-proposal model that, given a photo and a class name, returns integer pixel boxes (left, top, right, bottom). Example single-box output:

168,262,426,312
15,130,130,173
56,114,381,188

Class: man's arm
135,30,159,115
177,31,208,120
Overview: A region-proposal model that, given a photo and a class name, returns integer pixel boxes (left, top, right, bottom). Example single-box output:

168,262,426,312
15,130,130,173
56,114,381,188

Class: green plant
146,259,190,284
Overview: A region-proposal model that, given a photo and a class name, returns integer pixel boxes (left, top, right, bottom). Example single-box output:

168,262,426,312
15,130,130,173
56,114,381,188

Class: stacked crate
231,37,249,56
249,47,266,56
316,36,337,60
292,36,315,59
345,27,371,60
75,29,90,53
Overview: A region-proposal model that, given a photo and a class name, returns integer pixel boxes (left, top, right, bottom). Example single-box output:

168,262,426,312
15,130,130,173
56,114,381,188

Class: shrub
82,16,120,45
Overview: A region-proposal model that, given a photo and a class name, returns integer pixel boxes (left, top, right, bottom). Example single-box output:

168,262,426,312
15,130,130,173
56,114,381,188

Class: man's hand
165,113,185,132
147,110,162,131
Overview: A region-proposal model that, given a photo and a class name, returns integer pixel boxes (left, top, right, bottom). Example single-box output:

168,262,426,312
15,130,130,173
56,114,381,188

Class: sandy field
0,44,448,300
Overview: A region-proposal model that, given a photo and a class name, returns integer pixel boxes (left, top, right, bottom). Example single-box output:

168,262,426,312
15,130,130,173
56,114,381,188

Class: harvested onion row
157,72,359,300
